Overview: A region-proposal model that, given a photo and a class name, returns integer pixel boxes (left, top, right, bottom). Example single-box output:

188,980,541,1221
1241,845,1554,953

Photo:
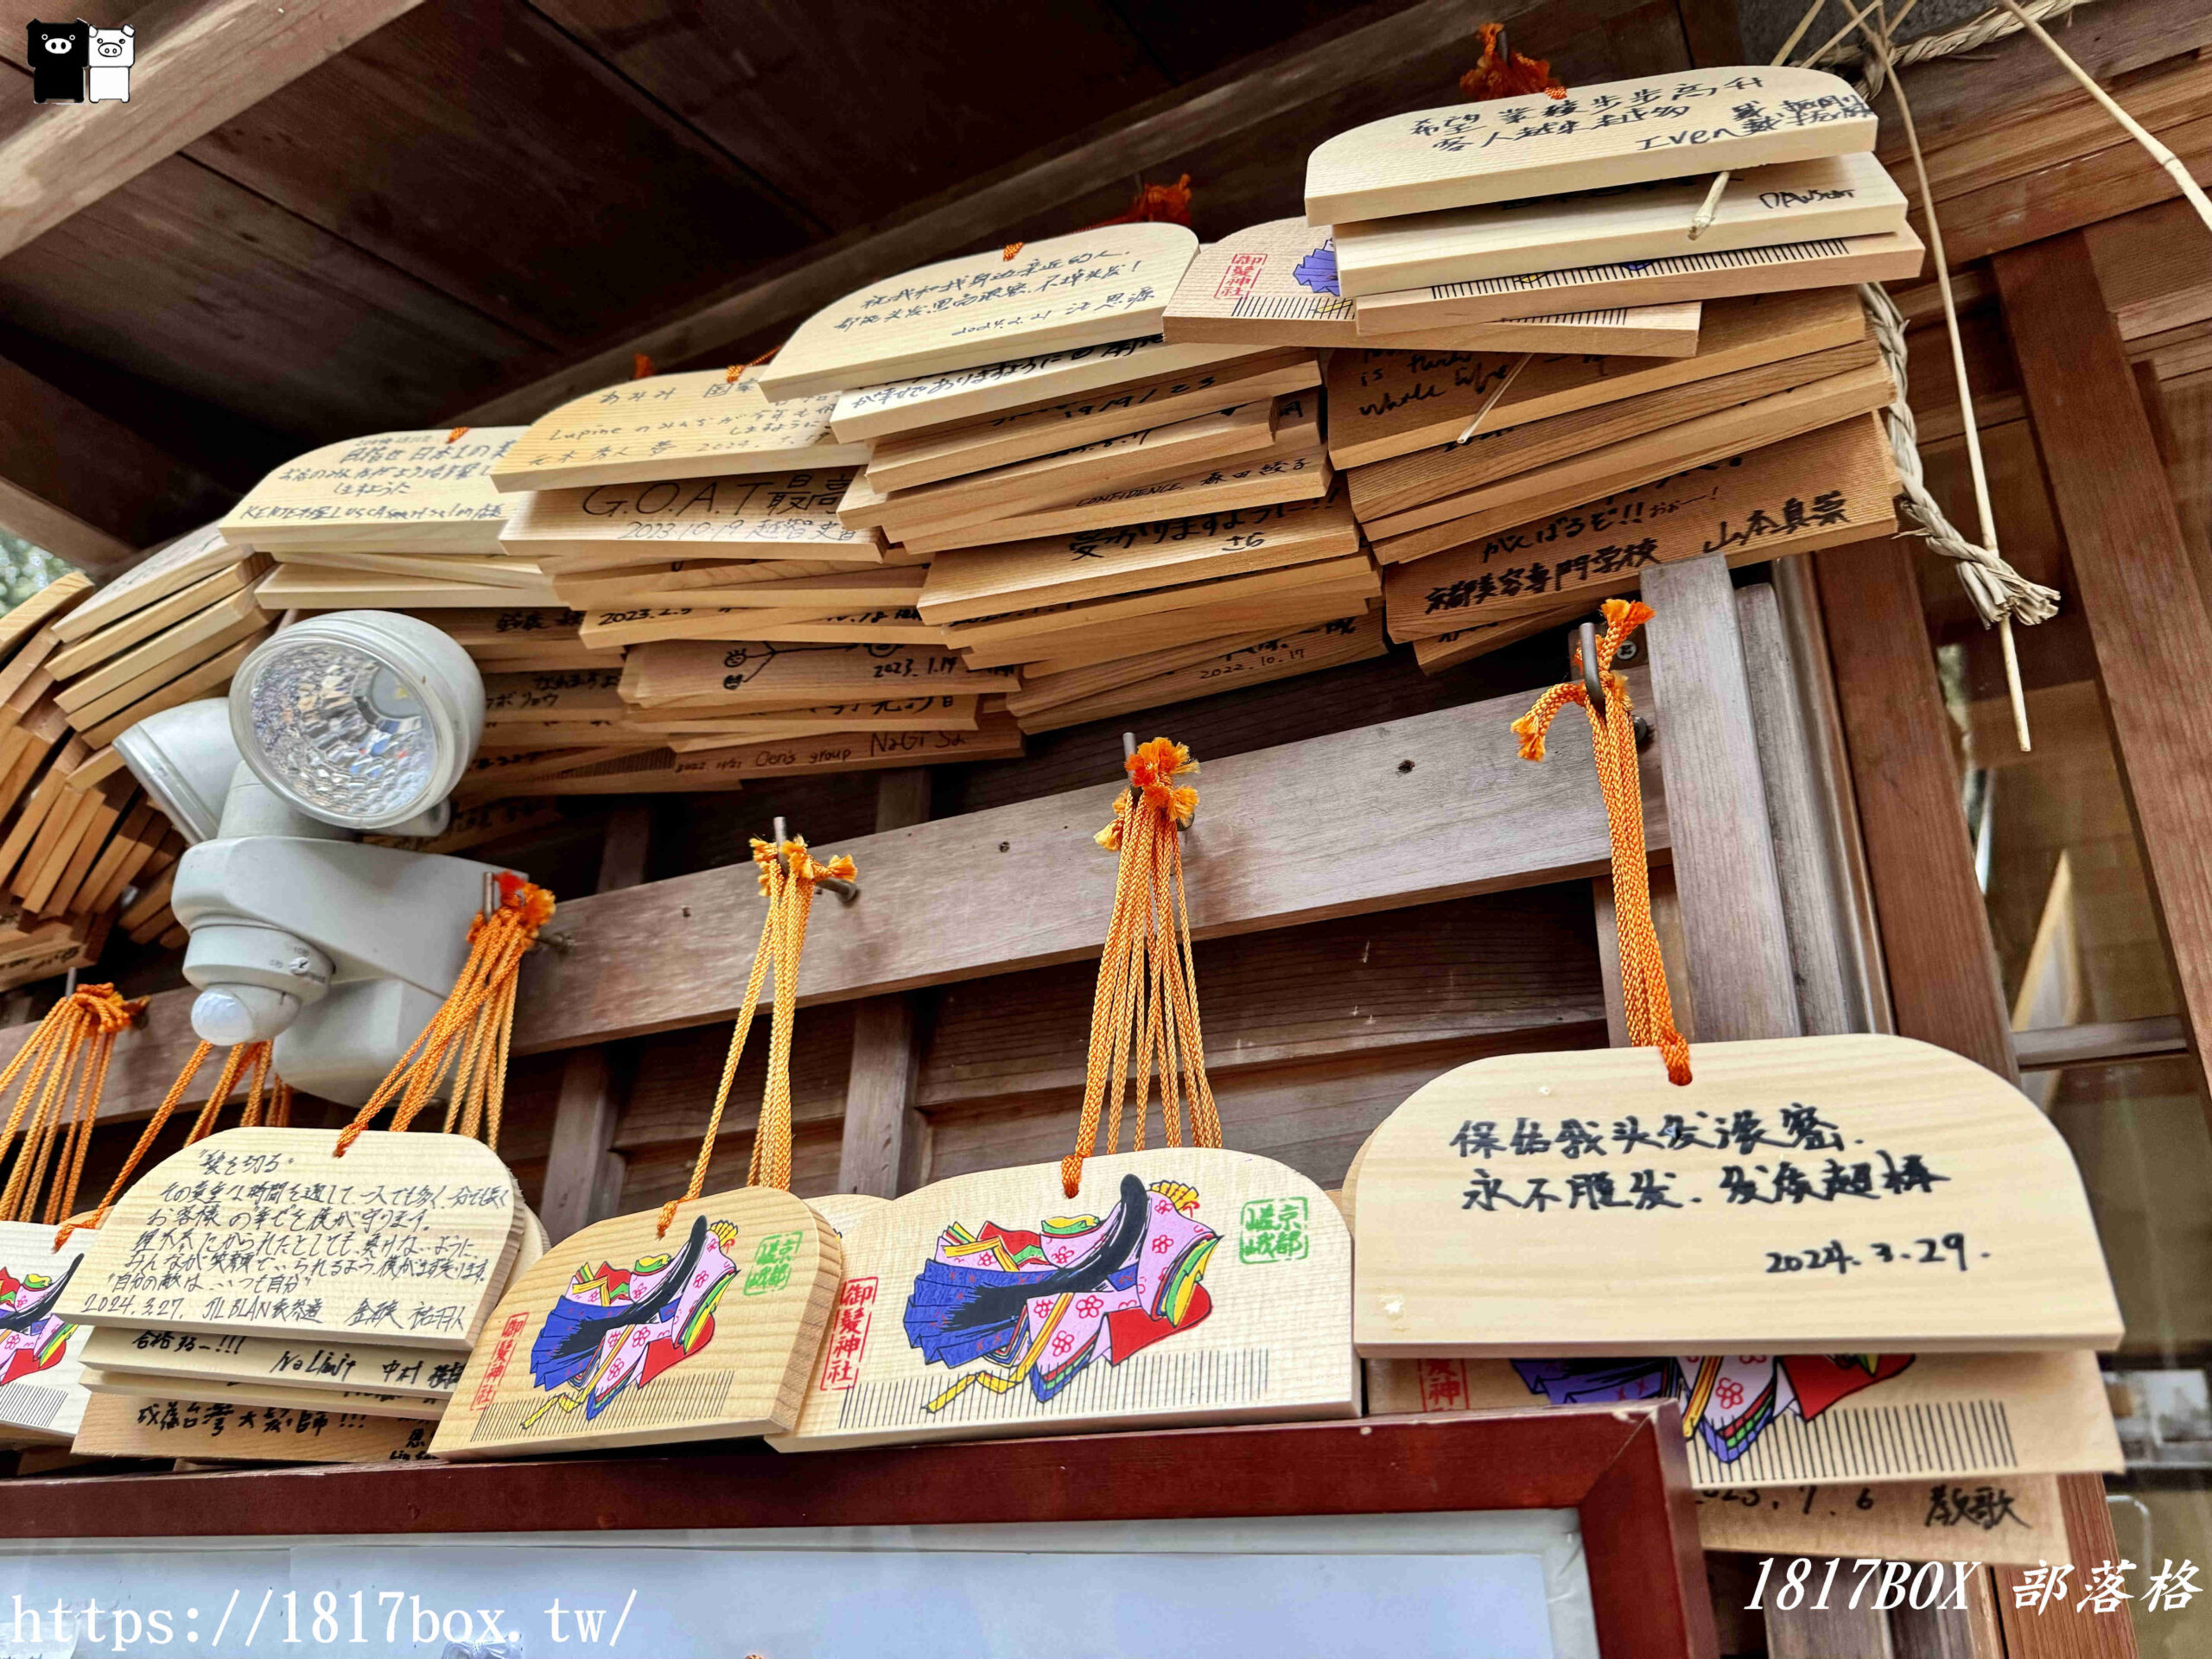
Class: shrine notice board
0,1412,1712,1658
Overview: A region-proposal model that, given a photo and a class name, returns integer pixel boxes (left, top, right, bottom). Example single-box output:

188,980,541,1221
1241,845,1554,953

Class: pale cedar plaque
1018,613,1388,733
619,642,1016,712
500,467,883,563
222,430,524,552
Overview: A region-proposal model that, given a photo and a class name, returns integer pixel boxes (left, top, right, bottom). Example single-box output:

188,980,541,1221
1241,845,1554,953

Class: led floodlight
227,611,484,832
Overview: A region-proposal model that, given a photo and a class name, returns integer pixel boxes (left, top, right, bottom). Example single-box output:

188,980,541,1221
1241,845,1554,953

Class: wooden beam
835,769,933,1198
1999,232,2212,1103
451,0,1659,423
1641,555,1802,1041
536,802,651,1243
0,0,430,263
1671,0,1743,69
1814,537,2017,1081
0,353,229,575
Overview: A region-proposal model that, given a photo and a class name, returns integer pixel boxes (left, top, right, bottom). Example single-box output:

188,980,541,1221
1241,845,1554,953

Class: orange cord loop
0,985,144,1239
333,877,556,1159
1513,599,1690,1085
1062,739,1217,1199
1459,22,1567,101
656,837,854,1236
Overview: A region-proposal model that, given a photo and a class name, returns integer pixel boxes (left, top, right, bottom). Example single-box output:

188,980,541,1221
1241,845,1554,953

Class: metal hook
768,816,860,904
1568,621,1655,751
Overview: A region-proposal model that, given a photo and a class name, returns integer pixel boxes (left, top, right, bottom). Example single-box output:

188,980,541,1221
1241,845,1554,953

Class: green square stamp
1238,1196,1309,1264
743,1229,803,1295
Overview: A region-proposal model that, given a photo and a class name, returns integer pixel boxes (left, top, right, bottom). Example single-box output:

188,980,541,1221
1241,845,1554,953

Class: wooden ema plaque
499,467,885,563
492,373,868,494
1305,66,1876,223
755,226,1201,402
1695,1475,2070,1568
1348,1034,2122,1357
432,1187,840,1458
620,641,1015,712
829,336,1262,443
1333,152,1906,298
1162,217,1701,353
1382,414,1898,639
221,430,524,553
1353,226,1925,334
0,1220,92,1443
81,1367,429,1418
72,1392,435,1462
1367,1350,2120,1492
769,1147,1356,1453
57,1128,519,1351
1020,614,1384,734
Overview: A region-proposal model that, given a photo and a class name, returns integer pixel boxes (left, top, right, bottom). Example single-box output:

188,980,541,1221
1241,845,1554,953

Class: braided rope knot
68,983,142,1035
1098,739,1199,848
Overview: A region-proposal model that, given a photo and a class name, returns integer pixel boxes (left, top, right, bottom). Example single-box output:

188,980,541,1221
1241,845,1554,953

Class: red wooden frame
0,1408,1716,1657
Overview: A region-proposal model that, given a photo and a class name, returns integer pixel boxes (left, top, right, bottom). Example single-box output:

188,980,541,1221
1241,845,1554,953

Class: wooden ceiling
0,0,1729,563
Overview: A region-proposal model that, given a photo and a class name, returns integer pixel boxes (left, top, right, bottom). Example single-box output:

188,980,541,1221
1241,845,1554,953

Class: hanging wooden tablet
0,573,92,658
756,226,1202,402
500,467,883,564
72,1394,435,1463
620,642,1016,712
0,1222,94,1442
435,838,852,1458
1328,285,1866,469
47,558,269,681
1305,67,1876,223
634,696,979,738
639,716,1026,785
52,529,238,645
1694,1475,2070,1568
80,1368,432,1418
581,605,944,651
1161,217,1701,354
1333,153,1907,298
1352,226,1925,334
1346,604,2120,1359
1382,415,1897,639
258,565,544,609
830,336,1265,443
493,377,870,494
221,430,523,552
773,741,1356,1452
1018,616,1387,733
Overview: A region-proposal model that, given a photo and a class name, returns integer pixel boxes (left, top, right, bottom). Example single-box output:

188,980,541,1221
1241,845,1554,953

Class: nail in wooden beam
537,802,652,1241
836,769,934,1198
1639,553,1803,1039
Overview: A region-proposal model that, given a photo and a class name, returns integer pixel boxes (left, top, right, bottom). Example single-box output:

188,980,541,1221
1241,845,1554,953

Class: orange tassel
1088,174,1195,229
632,353,654,379
1459,22,1567,101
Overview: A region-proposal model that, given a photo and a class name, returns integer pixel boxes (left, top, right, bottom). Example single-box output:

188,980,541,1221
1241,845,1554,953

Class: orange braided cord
1063,740,1216,1197
1512,600,1689,1084
0,986,140,1224
334,879,555,1156
58,1038,215,1247
1459,22,1567,100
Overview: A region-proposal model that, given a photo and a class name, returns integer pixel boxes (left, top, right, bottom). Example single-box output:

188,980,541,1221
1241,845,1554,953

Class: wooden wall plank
1999,232,2212,1106
0,0,430,262
836,768,933,1198
180,0,821,347
1815,537,2015,1080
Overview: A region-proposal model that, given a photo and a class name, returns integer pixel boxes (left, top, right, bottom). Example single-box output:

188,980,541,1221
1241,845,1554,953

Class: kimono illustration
1294,239,1340,297
524,1214,740,1426
0,1257,79,1390
904,1173,1219,1410
1512,1353,1916,1462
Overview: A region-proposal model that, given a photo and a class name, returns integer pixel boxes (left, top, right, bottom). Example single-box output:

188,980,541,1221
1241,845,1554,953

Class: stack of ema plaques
56,1127,546,1464
702,226,1383,741
1300,66,1920,671
0,561,223,980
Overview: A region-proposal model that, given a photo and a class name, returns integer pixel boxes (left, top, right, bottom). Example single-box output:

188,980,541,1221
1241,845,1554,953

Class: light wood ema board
809,1193,891,1239
1695,1474,2069,1567
82,1367,434,1418
902,412,1332,556
868,400,1282,543
830,336,1269,442
221,430,523,551
58,1128,520,1351
581,606,944,651
943,553,1377,660
0,572,91,659
407,607,585,650
52,583,268,714
769,1147,1354,1452
72,1393,435,1462
478,725,667,753
482,666,627,724
1007,622,1330,715
1019,614,1386,733
918,493,1359,625
1382,415,1897,639
455,746,658,804
0,1220,94,1442
1333,153,1906,299
651,696,979,741
48,558,267,680
1329,285,1866,470
1007,587,1378,688
575,568,926,615
1346,1034,2122,1357
1414,610,1619,673
264,548,556,600
620,642,1015,712
1348,332,1879,528
79,1325,472,1402
53,529,239,644
1365,1350,2120,1493
543,717,1025,789
492,376,867,494
259,565,550,609
1162,217,1703,354
549,559,888,610
863,353,1316,493
756,226,1201,403
501,467,882,563
433,1188,840,1458
1305,66,1876,223
1354,226,1925,333
1364,360,1895,556
77,633,270,750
